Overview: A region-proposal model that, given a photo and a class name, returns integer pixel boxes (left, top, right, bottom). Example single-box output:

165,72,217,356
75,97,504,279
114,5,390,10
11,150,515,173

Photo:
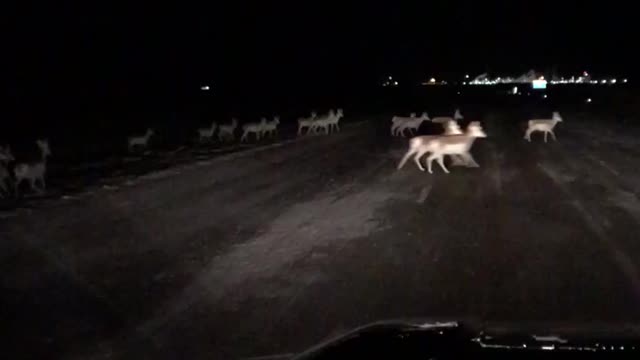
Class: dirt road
3,113,640,359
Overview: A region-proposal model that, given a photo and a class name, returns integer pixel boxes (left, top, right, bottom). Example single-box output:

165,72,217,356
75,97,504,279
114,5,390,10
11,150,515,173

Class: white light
601,79,607,84
389,76,393,80
623,78,628,83
429,78,436,83
539,76,545,80
200,85,210,91
465,74,470,79
394,81,398,85
512,86,518,94
610,79,617,84
457,91,461,95
586,98,592,103
543,94,547,98
462,81,467,85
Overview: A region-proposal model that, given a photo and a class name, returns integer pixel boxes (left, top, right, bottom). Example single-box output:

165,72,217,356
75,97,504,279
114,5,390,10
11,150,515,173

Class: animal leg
544,131,548,143
450,155,466,166
524,128,533,142
436,155,449,173
462,152,480,167
426,153,438,174
550,130,557,141
414,148,430,171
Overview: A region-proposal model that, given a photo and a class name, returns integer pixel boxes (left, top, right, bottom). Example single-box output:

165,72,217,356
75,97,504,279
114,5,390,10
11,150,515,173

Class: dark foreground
3,112,640,359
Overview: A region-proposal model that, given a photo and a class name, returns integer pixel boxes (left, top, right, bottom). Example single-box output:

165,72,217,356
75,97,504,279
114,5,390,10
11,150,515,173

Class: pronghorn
431,109,463,125
261,116,280,138
0,145,15,197
390,112,416,136
398,122,486,173
218,118,238,141
524,112,563,142
14,139,51,195
396,120,463,170
198,121,217,142
395,112,430,137
309,110,338,135
297,111,317,136
421,122,487,174
128,128,154,152
240,118,267,142
326,108,344,133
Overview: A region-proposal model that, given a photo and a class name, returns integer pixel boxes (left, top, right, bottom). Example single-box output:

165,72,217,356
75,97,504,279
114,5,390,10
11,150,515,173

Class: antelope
297,111,317,136
309,110,336,135
198,121,217,141
261,116,280,138
0,145,15,197
524,112,563,142
218,118,238,141
391,112,416,136
396,120,464,170
326,108,344,133
240,118,267,142
128,128,154,152
395,112,430,137
397,122,486,173
14,139,51,195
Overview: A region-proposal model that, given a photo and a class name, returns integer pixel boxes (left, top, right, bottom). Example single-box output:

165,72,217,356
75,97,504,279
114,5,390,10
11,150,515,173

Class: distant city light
532,79,547,89
200,85,210,91
610,79,617,84
623,78,628,83
512,86,518,94
600,79,607,84
429,78,436,83
586,98,592,103
462,81,467,85
583,71,589,76
457,91,461,95
543,94,547,98
539,76,545,80
389,76,393,80
465,74,470,79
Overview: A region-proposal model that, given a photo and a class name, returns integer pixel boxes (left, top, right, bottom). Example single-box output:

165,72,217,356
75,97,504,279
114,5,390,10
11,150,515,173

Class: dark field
4,101,640,358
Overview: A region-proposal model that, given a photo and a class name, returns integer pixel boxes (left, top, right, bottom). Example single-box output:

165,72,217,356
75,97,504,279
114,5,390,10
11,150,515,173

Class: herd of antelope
396,109,563,174
0,108,563,197
0,109,345,198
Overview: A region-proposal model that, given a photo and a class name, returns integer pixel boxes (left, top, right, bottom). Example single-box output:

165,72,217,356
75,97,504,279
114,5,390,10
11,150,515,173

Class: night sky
5,2,636,100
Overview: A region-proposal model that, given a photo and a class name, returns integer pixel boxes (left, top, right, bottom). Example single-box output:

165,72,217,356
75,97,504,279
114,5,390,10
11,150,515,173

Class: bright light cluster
381,75,399,87
465,70,627,86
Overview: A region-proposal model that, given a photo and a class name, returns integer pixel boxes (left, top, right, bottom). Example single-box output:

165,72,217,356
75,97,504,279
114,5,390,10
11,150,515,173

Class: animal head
336,109,344,117
0,145,15,163
36,139,52,157
420,112,430,121
146,128,155,136
410,112,416,118
273,116,280,124
552,112,563,122
311,111,317,118
466,121,487,138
